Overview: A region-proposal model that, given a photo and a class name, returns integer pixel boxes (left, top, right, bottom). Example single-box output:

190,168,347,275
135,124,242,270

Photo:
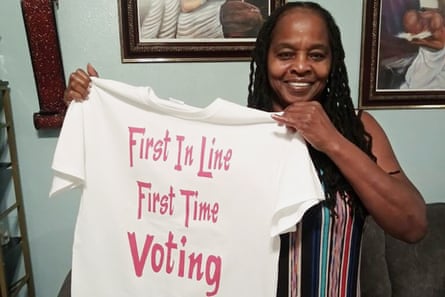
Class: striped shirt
277,192,365,297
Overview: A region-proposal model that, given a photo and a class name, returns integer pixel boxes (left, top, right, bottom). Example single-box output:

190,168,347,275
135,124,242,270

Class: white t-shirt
50,77,324,297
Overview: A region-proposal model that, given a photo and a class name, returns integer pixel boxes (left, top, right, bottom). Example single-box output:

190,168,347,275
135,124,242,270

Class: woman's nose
289,56,311,74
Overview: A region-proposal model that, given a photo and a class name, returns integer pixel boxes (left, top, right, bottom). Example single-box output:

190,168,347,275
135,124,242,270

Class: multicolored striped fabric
277,192,365,297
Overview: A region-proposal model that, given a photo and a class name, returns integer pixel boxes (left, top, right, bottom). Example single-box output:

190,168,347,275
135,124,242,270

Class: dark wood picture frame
118,0,283,62
359,0,445,109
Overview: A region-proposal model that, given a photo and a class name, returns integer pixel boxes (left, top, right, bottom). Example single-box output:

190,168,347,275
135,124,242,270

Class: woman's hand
63,63,99,105
274,102,427,242
271,101,343,153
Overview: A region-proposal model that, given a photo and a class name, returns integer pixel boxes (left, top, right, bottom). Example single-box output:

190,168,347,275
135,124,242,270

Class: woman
64,2,427,296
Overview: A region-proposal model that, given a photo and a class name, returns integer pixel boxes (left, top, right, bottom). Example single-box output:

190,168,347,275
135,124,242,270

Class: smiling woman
247,2,426,297
266,8,332,110
63,2,427,297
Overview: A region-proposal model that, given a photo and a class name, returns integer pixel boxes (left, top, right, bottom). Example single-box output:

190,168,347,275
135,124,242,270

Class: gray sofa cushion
360,216,391,297
361,202,445,297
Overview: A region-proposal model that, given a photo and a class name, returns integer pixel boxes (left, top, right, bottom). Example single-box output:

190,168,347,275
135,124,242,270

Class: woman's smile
267,8,332,110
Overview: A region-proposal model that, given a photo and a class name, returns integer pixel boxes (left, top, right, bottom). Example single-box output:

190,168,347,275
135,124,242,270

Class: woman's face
267,8,332,111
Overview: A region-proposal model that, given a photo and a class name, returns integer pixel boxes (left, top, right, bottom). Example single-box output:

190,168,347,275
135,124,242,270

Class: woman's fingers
63,68,92,104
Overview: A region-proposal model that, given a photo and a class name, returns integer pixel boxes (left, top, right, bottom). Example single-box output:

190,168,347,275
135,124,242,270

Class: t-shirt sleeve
49,102,86,197
270,138,325,236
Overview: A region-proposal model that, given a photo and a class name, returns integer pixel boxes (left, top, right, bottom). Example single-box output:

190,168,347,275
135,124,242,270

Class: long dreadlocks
247,1,376,215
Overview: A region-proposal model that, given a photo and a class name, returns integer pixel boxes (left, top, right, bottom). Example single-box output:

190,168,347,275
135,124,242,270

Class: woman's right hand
63,63,99,105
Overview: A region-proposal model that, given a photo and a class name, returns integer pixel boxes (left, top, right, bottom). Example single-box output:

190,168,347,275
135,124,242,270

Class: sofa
360,202,445,297
57,203,445,297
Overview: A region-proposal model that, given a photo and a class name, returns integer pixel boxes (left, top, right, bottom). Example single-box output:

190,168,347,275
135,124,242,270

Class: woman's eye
310,52,326,61
277,52,294,59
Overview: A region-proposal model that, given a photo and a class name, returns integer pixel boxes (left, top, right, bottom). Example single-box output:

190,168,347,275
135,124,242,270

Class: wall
0,0,444,296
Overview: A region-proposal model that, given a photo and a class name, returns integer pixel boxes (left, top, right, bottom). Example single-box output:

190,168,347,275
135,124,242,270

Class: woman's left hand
271,101,343,153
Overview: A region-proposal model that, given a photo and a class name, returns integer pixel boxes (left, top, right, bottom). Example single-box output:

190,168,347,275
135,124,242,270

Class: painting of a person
374,0,419,89
399,8,445,89
376,0,445,90
139,0,264,40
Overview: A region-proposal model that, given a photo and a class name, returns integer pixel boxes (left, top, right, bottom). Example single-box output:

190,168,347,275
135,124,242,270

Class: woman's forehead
272,8,329,41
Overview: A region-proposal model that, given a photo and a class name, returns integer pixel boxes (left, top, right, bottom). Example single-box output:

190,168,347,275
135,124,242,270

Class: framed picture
118,0,282,62
359,0,445,109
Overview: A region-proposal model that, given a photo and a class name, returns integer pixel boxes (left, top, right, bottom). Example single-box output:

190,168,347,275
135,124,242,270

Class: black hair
247,1,376,215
